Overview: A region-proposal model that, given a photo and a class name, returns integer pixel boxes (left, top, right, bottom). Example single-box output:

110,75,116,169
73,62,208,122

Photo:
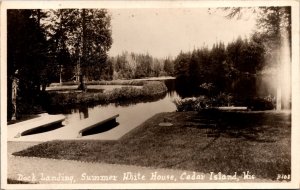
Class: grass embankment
47,81,167,107
13,111,291,180
50,77,175,87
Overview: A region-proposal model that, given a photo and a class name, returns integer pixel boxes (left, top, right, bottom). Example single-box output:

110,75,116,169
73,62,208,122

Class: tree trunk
11,76,19,120
77,9,87,92
77,74,86,91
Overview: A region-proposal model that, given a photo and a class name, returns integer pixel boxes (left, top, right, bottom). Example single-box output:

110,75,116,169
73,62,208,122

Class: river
11,76,275,141
42,79,179,140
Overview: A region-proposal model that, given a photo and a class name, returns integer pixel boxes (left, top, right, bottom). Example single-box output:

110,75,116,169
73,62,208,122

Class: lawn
13,111,291,180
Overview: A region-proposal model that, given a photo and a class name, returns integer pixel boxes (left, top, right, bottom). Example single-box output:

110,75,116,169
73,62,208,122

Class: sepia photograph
1,0,299,189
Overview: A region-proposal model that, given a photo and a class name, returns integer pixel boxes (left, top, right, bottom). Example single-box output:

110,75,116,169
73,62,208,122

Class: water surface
16,77,275,140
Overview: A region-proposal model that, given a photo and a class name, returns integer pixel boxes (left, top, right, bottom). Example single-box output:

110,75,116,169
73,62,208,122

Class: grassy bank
13,111,291,180
50,77,175,87
46,81,167,107
52,80,146,86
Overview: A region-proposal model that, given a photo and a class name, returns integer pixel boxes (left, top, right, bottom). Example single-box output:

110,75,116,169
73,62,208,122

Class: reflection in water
58,93,179,139
79,106,89,119
164,79,177,98
46,80,180,138
172,75,276,100
173,78,203,98
46,78,276,138
50,77,276,118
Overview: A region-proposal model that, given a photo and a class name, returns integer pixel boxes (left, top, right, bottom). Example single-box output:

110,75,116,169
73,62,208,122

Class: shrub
210,92,233,107
173,93,234,112
247,96,275,111
199,83,215,91
174,94,275,112
173,96,211,112
173,98,197,112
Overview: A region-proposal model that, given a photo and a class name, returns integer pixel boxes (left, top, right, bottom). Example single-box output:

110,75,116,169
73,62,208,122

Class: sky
108,8,257,59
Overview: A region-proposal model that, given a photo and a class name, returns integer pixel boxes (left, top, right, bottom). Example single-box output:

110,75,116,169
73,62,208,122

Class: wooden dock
7,113,120,141
77,114,119,138
8,114,66,138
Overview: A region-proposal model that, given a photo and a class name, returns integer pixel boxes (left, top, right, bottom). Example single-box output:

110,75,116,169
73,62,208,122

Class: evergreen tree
163,58,174,76
7,9,50,119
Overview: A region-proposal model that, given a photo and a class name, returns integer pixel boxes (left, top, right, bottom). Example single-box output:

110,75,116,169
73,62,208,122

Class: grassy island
46,81,168,107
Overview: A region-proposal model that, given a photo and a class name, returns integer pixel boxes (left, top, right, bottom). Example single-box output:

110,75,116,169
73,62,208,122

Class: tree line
56,51,175,81
173,36,265,94
109,52,174,80
58,51,175,81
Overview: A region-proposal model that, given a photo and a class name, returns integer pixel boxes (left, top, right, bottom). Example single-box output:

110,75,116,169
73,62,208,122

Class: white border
1,1,299,189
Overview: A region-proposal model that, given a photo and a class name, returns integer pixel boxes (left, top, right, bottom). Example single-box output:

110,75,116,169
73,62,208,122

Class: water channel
52,76,275,140
50,79,180,140
14,77,275,141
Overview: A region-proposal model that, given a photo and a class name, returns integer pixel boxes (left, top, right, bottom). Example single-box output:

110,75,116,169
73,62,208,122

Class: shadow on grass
7,178,37,184
184,111,289,143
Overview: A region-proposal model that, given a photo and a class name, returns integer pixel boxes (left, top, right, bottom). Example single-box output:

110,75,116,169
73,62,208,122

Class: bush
210,92,233,107
174,94,275,112
173,96,212,112
174,92,235,112
247,96,275,111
